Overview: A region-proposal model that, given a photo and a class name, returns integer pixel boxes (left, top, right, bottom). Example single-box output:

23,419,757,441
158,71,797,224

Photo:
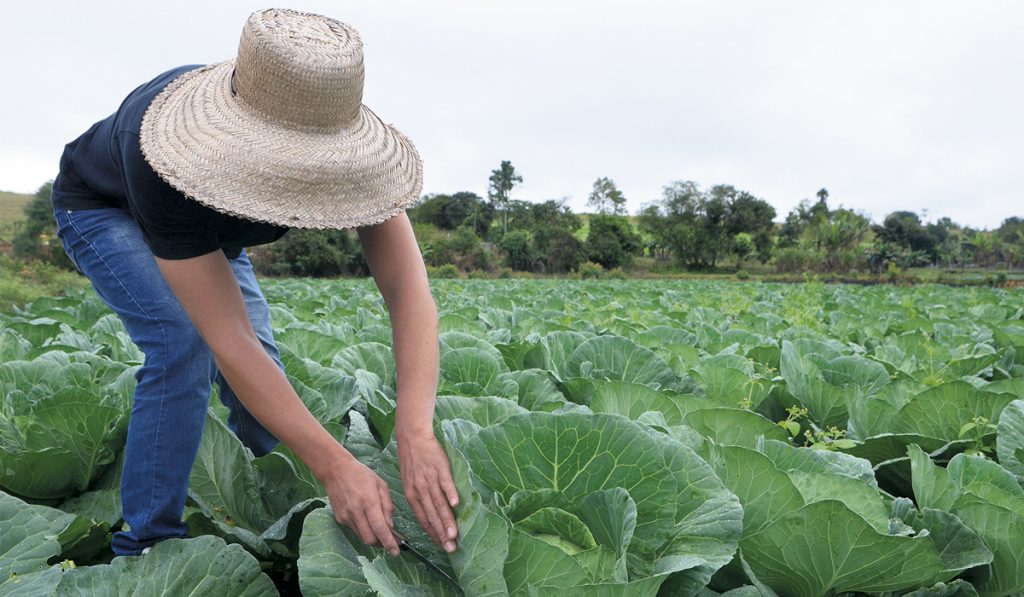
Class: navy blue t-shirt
51,64,289,260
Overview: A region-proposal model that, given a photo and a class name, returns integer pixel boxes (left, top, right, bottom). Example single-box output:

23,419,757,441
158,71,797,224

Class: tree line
10,167,1024,278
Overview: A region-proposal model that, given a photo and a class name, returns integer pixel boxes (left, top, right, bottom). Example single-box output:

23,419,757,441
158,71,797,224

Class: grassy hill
0,191,33,241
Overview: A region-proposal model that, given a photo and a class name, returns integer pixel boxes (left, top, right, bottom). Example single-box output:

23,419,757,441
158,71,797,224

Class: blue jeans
52,205,282,556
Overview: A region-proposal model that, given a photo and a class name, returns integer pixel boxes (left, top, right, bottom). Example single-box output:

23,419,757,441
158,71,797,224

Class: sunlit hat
139,8,423,229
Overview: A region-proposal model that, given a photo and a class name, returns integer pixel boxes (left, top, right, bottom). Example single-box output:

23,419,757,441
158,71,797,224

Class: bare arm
155,249,401,556
357,212,440,438
358,212,460,552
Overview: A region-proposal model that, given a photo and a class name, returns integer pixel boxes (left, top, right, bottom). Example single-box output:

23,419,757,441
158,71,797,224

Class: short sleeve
118,132,222,260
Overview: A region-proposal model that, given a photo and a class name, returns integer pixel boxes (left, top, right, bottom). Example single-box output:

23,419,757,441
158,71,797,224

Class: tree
965,231,1001,268
504,197,582,272
874,211,938,262
487,160,523,237
586,177,626,215
507,198,581,235
638,181,775,270
779,191,832,250
584,213,642,269
464,200,496,239
428,225,493,271
808,208,871,272
497,230,536,271
533,226,584,273
408,191,484,230
732,232,755,270
12,181,76,269
261,229,365,277
723,189,776,263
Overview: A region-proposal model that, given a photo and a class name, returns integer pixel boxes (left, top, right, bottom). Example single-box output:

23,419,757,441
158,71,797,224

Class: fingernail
446,542,456,552
450,497,458,506
447,526,456,539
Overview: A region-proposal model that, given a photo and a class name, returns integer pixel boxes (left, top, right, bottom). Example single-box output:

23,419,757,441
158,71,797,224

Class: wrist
309,443,358,483
395,421,435,444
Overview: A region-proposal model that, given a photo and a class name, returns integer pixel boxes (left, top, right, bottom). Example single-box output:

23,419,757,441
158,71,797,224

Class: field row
1,279,1023,596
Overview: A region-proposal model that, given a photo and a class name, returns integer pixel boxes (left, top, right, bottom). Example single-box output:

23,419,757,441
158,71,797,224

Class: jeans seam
66,213,170,535
54,211,83,273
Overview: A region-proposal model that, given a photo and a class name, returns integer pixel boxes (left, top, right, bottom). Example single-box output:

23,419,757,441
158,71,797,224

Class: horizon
3,180,1015,232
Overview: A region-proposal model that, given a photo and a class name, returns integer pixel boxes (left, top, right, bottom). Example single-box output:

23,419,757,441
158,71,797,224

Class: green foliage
427,263,461,279
253,229,365,277
773,246,825,273
426,225,493,272
586,177,626,215
0,191,33,242
584,213,641,269
605,266,626,279
577,261,604,279
781,193,873,273
874,211,942,263
638,181,775,270
4,243,1024,594
408,191,489,231
732,232,755,268
813,209,871,270
488,160,523,237
533,225,584,273
505,198,580,235
0,254,88,311
11,182,76,270
497,230,536,271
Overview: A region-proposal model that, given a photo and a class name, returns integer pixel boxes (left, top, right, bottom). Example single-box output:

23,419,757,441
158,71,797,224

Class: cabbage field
2,278,1024,596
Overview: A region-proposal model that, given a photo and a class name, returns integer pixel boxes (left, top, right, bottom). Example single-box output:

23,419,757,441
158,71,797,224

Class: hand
319,453,402,557
397,428,460,553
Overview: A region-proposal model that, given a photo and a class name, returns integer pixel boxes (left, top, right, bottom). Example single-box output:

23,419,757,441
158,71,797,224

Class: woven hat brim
139,61,423,230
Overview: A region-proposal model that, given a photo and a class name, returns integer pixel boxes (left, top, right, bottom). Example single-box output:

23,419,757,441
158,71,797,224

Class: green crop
1,279,1022,596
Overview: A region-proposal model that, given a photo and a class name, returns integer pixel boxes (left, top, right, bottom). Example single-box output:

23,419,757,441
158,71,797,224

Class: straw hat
139,8,423,229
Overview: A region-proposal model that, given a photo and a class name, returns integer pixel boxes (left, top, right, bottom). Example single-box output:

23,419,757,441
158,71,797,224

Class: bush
252,229,365,277
774,246,825,274
498,230,537,271
885,261,902,283
427,264,460,278
578,261,604,279
533,226,584,273
584,214,642,269
407,192,486,230
606,267,627,279
495,267,513,279
736,269,750,280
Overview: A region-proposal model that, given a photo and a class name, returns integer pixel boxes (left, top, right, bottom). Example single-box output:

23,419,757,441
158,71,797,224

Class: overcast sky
2,1,1021,229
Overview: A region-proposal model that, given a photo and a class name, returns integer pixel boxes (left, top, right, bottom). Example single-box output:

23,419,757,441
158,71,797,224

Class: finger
419,479,452,551
439,468,460,509
350,509,378,548
366,504,400,556
404,487,437,543
378,483,395,530
427,480,459,545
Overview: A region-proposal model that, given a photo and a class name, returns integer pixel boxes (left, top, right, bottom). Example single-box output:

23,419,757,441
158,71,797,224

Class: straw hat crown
234,9,365,131
139,8,423,230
